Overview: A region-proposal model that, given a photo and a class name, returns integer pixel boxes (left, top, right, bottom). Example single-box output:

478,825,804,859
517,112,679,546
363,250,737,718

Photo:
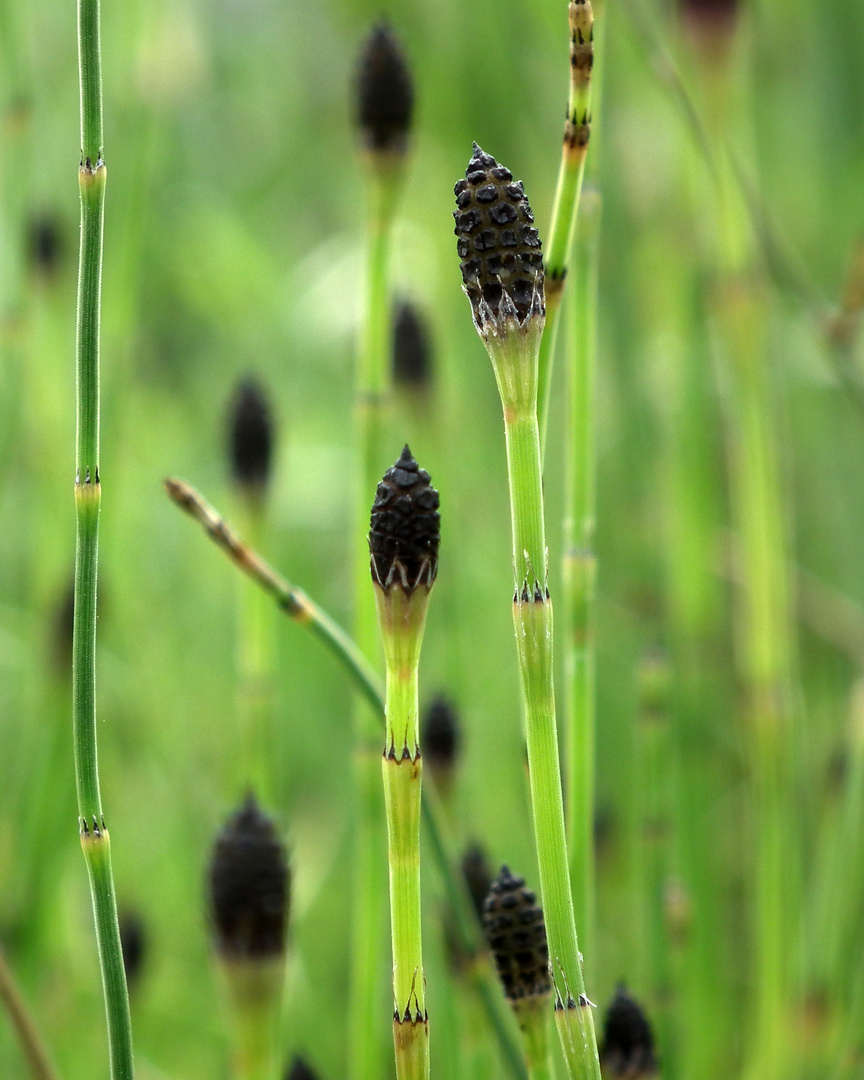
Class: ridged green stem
74,2,134,1074
350,161,401,1080
489,323,600,1078
562,189,600,957
537,0,596,453
375,584,430,1080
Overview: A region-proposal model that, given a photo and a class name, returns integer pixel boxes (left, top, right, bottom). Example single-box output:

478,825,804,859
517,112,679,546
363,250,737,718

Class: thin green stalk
537,0,596,453
350,163,400,1080
74,0,134,1075
375,584,430,1080
164,478,384,715
511,998,553,1080
562,187,600,957
0,944,61,1080
166,478,529,1078
500,399,600,1080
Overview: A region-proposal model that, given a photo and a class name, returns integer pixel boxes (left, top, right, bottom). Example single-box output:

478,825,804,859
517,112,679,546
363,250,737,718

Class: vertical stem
537,0,596,454
376,585,430,1080
350,165,400,1080
562,189,600,958
74,2,134,1076
501,401,601,1080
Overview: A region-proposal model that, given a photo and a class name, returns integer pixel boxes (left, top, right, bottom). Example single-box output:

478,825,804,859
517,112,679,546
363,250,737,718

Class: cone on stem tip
598,987,657,1078
355,22,414,157
483,867,551,1002
369,446,440,593
285,1055,320,1080
454,145,545,342
226,377,276,496
421,694,460,788
208,794,290,959
680,0,740,58
393,300,433,388
119,909,146,991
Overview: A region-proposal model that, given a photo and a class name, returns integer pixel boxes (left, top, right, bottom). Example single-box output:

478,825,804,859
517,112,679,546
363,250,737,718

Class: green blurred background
2,0,864,1076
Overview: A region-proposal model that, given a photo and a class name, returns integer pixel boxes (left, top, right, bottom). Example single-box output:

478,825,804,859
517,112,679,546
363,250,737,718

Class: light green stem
562,189,600,957
376,584,430,1080
537,0,596,452
512,996,553,1080
350,162,401,1080
74,1,134,1075
500,397,601,1080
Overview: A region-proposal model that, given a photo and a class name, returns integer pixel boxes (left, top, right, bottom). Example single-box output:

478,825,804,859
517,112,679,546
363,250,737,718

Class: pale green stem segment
351,161,402,1080
166,481,528,1077
375,584,430,1080
703,60,794,1079
75,4,134,1073
0,944,62,1080
219,958,284,1080
512,996,553,1080
562,188,600,957
486,324,601,1080
537,0,595,454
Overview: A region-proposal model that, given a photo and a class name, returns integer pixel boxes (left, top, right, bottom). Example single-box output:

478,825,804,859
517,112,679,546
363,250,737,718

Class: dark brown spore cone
209,795,290,959
599,987,657,1078
370,446,439,591
454,144,544,328
285,1056,320,1080
28,213,65,275
482,866,550,1001
421,695,460,774
393,300,432,387
355,22,413,154
462,843,493,923
119,909,146,990
227,377,275,491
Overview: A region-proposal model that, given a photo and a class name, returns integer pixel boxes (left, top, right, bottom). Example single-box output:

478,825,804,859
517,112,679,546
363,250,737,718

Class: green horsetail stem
164,478,528,1080
352,25,414,1080
483,867,554,1080
454,146,601,1080
562,185,601,956
370,447,439,1080
226,377,278,800
74,0,134,1075
537,0,595,451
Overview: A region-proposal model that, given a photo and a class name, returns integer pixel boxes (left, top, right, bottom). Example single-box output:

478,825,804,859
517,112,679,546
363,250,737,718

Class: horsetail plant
537,0,595,448
73,0,135,1074
209,795,291,1080
454,145,601,1080
226,377,278,799
164,475,528,1079
369,446,439,1080
483,867,554,1080
351,27,414,1080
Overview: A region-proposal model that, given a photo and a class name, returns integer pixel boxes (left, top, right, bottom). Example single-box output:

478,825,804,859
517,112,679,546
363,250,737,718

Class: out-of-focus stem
0,944,61,1080
562,186,601,956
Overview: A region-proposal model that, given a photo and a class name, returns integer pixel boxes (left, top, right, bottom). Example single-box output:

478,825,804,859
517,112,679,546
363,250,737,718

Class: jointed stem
74,1,134,1074
500,401,601,1080
350,163,400,1080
